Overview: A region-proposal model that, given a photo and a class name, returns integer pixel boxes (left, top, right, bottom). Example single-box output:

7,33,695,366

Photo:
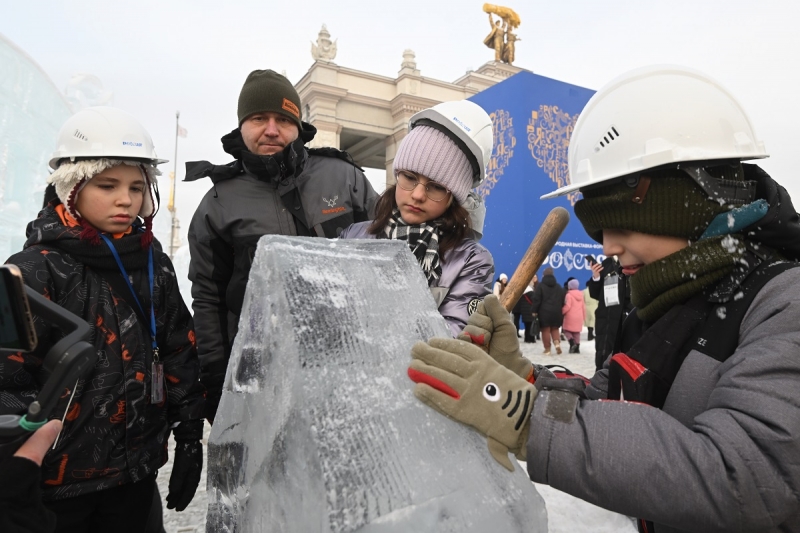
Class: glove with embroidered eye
458,294,534,381
409,337,536,472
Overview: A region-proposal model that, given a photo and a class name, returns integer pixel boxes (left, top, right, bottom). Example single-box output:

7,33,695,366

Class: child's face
75,164,145,234
602,229,688,277
394,171,451,225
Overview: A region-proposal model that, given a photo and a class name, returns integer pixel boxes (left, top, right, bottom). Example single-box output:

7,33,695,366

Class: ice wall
206,235,547,532
0,34,72,259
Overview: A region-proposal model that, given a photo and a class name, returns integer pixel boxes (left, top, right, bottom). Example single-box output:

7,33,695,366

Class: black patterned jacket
2,206,204,501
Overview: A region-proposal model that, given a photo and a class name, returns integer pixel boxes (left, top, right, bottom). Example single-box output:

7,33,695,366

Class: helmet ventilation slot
72,129,88,142
594,126,620,152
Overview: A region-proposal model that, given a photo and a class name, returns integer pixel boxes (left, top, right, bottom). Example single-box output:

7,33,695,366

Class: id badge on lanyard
99,234,164,404
151,348,165,403
604,273,620,307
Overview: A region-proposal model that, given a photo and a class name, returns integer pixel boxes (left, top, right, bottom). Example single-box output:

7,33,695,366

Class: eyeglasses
396,172,451,202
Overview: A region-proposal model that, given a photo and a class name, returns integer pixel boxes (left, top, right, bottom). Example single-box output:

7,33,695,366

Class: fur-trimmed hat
47,158,160,245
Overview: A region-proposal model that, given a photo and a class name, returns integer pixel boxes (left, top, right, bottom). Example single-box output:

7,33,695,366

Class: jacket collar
183,122,318,185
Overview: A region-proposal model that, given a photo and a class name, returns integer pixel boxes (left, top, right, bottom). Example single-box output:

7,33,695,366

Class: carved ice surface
206,235,548,532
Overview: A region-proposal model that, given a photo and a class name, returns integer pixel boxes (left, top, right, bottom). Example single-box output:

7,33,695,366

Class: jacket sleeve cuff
526,389,580,484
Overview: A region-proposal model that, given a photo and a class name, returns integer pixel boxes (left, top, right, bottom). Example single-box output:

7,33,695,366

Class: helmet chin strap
681,165,757,206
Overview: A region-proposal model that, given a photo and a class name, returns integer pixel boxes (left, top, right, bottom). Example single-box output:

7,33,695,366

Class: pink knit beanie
393,125,473,204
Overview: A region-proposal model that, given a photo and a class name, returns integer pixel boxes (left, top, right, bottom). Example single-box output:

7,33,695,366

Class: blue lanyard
99,234,158,357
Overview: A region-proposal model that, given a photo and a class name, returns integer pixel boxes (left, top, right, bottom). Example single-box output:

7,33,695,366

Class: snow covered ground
156,330,636,532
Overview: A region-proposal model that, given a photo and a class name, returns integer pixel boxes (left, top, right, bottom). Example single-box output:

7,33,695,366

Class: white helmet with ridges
409,100,494,188
47,107,166,235
49,106,167,169
541,65,768,199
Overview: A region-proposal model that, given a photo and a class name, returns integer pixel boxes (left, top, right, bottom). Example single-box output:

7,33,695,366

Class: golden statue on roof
482,4,521,65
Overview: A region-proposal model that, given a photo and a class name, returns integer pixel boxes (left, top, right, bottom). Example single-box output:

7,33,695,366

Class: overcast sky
3,0,799,245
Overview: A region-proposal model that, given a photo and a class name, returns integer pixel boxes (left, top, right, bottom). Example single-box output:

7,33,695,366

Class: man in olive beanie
186,68,378,423
237,69,303,129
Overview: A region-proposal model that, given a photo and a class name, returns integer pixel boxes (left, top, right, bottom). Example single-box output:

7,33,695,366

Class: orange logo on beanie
282,98,300,118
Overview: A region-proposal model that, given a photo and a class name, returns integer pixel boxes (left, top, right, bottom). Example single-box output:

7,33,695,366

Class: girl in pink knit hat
341,100,496,335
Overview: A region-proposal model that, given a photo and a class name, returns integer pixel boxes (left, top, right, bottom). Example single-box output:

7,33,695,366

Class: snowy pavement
156,330,636,533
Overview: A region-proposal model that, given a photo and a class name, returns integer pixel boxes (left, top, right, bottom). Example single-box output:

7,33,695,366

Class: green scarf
631,235,747,322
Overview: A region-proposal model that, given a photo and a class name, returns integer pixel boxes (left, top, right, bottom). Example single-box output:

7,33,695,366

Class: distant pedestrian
517,284,537,343
583,284,598,340
562,278,586,353
511,290,524,337
587,256,632,370
493,272,508,297
531,267,565,354
559,276,576,341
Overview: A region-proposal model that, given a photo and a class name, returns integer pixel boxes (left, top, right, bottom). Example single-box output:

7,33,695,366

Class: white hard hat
541,65,768,199
409,100,494,188
49,106,167,170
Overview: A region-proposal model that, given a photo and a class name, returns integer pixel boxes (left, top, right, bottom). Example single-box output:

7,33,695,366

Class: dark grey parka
186,127,377,374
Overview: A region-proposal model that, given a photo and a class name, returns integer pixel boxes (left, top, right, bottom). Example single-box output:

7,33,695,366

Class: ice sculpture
206,236,548,532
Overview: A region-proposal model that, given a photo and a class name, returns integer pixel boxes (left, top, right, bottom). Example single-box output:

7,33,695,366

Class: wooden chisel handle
499,206,571,312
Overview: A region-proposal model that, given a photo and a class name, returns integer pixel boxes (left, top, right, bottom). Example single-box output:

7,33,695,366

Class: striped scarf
382,209,443,285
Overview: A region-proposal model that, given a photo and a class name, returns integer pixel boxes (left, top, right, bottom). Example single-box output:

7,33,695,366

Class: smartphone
585,255,596,266
0,265,37,352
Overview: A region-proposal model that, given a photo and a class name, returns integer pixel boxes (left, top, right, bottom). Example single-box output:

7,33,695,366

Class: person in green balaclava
407,65,800,533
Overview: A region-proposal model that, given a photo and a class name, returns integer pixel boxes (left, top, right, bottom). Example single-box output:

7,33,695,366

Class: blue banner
469,71,602,288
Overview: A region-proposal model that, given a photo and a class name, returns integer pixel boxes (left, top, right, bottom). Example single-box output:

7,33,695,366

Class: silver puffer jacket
340,219,494,336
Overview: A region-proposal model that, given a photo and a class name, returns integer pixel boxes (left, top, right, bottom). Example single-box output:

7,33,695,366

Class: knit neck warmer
630,235,746,322
222,128,308,187
382,209,443,285
57,231,152,271
26,206,151,271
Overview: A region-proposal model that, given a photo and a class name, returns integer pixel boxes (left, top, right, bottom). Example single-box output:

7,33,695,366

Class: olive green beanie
237,69,302,128
574,165,744,243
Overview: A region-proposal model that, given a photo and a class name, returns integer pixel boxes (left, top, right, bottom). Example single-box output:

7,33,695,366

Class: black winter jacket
586,257,632,369
512,288,536,323
531,274,565,327
2,206,204,500
186,127,377,404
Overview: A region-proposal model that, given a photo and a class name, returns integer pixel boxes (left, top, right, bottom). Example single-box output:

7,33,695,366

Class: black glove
166,419,204,512
199,359,228,424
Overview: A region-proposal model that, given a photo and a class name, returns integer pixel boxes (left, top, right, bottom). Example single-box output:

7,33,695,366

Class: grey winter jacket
188,150,377,369
527,165,800,533
527,265,800,532
340,221,494,336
